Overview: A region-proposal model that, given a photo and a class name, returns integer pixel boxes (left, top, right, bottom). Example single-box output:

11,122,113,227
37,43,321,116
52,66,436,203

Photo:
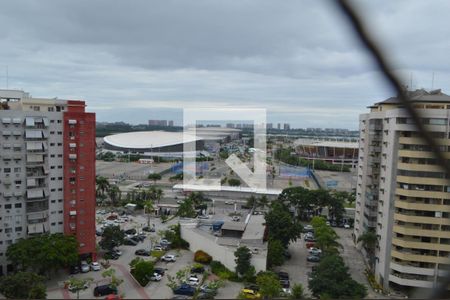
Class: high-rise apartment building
354,89,450,290
283,123,290,131
0,90,96,275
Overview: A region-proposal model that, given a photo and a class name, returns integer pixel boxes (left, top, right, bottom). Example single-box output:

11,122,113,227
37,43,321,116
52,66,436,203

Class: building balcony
398,149,450,159
393,224,450,239
395,199,450,213
397,162,443,172
396,175,449,186
392,237,450,252
391,249,449,264
389,273,434,288
394,212,450,226
396,188,450,200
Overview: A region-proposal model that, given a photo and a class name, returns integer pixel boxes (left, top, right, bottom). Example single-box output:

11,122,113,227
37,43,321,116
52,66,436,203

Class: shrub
194,250,212,264
210,260,239,281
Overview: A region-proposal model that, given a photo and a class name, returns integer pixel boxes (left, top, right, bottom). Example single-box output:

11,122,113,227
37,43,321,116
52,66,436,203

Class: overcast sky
1,0,450,129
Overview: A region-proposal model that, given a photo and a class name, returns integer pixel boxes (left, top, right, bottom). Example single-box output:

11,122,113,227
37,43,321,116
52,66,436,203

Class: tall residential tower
0,90,96,275
354,89,450,291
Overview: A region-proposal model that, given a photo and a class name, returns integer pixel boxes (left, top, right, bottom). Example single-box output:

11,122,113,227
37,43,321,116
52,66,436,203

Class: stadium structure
293,138,359,168
102,128,241,158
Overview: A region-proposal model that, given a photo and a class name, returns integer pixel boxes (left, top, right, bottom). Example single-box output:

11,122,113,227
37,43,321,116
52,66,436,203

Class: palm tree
148,186,163,204
107,185,121,207
257,195,269,209
95,176,110,198
357,230,378,270
144,200,155,227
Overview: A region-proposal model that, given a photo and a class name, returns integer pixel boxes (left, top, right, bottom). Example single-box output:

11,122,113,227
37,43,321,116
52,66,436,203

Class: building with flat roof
0,89,96,275
354,89,450,291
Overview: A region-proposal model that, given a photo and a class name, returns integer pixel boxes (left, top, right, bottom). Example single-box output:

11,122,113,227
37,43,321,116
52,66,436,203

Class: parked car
154,267,166,276
173,284,196,296
130,235,144,243
93,285,118,297
123,238,138,246
162,254,176,262
309,249,322,257
153,245,163,251
191,265,205,273
303,224,314,232
104,251,120,260
225,200,235,205
344,223,351,229
148,273,162,281
135,249,151,256
124,228,137,235
200,284,217,295
305,241,316,249
69,265,80,274
96,229,104,236
277,271,289,280
68,282,89,292
198,215,209,219
232,216,240,222
112,248,122,256
160,239,171,245
307,255,321,262
142,226,155,232
91,261,101,271
241,288,261,299
187,275,200,286
80,261,90,273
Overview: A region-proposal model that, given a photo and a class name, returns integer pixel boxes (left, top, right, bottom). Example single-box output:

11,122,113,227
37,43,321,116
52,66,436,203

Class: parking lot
46,211,242,299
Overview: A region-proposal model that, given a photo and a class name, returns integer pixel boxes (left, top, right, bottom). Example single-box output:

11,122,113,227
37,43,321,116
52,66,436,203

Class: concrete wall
181,224,266,273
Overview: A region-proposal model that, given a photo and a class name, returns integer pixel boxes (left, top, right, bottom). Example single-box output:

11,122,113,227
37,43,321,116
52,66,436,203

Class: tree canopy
309,254,367,299
311,216,341,255
256,272,282,299
234,246,252,277
6,233,79,276
0,272,46,299
264,201,302,248
267,239,285,267
99,226,125,251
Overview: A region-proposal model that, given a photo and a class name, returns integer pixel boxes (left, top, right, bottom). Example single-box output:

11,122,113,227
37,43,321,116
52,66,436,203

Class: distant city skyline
2,1,450,130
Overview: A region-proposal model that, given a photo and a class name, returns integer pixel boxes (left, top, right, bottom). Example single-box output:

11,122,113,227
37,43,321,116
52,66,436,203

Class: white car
80,261,90,273
91,261,101,271
344,224,351,229
188,275,200,286
149,273,162,281
308,247,322,255
153,245,163,251
225,200,235,205
232,216,240,222
161,254,176,262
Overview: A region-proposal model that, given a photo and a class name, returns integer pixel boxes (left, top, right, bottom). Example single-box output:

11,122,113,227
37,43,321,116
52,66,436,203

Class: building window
15,227,22,232
14,203,21,208
48,107,54,112
57,120,62,123
5,204,12,209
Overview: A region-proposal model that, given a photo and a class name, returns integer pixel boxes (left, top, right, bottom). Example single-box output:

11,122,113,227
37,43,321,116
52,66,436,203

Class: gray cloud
0,0,449,129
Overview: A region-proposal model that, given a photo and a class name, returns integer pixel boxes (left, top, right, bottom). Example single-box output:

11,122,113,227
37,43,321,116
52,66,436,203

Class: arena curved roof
103,131,200,149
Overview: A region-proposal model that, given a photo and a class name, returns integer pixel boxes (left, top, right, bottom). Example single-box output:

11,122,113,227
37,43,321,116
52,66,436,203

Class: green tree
108,185,121,206
256,272,282,299
176,198,197,218
0,272,46,299
6,234,78,276
234,246,252,277
267,239,285,267
102,268,124,289
65,277,94,299
228,178,241,186
265,201,302,248
161,224,190,249
148,173,162,184
99,226,125,251
309,254,367,299
311,217,341,254
129,258,155,286
289,283,304,299
246,195,258,209
96,176,110,197
144,199,155,227
357,230,378,270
